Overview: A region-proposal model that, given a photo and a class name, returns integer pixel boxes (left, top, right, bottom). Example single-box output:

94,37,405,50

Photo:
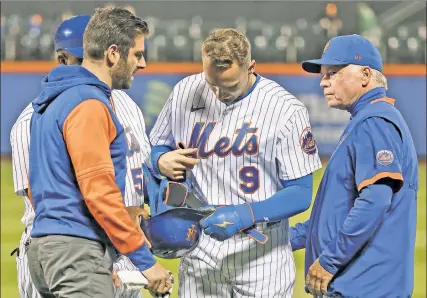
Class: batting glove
200,204,255,241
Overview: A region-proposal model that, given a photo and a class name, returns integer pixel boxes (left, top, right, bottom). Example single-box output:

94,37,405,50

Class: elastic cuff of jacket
151,147,172,179
318,255,338,275
236,203,255,229
289,227,297,242
125,243,156,271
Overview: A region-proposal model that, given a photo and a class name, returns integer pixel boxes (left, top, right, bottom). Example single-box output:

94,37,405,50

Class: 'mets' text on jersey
150,73,321,206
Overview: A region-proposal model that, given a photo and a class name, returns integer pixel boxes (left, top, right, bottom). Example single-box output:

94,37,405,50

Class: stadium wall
1,62,425,157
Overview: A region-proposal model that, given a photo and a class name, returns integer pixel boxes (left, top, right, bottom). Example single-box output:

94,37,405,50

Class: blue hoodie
29,65,156,271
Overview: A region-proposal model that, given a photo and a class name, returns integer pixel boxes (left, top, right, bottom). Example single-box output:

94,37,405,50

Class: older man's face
319,64,365,110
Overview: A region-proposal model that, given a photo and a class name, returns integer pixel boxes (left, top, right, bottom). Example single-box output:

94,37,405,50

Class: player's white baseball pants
15,227,42,298
178,220,295,298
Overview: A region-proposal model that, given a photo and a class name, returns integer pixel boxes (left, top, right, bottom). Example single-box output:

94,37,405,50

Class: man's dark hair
83,7,149,60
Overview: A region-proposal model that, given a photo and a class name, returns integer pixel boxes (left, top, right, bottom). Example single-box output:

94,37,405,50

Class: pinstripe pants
178,221,295,298
15,228,42,298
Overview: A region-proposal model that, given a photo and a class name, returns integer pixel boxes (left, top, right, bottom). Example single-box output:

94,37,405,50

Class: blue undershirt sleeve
249,174,313,224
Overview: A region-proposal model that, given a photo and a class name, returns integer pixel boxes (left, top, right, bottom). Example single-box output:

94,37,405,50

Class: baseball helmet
140,207,213,259
55,15,91,59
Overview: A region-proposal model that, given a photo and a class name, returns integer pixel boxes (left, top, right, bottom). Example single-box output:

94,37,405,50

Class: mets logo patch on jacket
376,150,394,166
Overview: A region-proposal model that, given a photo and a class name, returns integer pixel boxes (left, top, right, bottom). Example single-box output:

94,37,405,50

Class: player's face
319,64,365,110
56,50,82,66
202,54,255,103
110,35,146,90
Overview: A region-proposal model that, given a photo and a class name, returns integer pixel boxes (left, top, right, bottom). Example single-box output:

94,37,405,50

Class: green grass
1,159,425,298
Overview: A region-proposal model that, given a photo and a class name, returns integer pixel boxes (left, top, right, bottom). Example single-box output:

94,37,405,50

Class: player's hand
126,206,150,227
125,206,153,248
158,148,200,180
306,258,333,296
112,270,121,288
200,204,255,241
141,262,172,294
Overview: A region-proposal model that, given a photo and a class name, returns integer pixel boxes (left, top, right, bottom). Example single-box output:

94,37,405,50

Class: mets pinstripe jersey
150,72,322,297
10,89,150,298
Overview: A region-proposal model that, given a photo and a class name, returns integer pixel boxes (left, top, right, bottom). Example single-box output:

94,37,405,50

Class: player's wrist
235,203,255,229
318,254,338,276
154,154,167,178
151,146,172,178
289,226,297,241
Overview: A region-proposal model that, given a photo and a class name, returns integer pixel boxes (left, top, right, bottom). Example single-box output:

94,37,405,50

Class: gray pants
27,235,115,298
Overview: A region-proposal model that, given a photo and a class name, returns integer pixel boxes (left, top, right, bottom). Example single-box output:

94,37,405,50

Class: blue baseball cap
302,34,383,73
55,15,91,59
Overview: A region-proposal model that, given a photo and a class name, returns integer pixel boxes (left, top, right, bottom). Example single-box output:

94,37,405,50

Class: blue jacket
292,88,418,297
29,65,155,270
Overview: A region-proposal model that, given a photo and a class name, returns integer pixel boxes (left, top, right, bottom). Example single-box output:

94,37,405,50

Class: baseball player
291,35,418,297
149,28,322,297
10,14,159,298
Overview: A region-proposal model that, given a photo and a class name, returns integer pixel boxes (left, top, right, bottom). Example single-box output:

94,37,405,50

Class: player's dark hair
83,7,149,61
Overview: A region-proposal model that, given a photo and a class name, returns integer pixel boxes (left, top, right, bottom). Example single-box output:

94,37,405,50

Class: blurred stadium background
1,1,426,298
1,1,426,63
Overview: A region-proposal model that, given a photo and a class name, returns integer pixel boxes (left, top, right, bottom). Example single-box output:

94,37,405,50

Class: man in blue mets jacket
290,34,418,297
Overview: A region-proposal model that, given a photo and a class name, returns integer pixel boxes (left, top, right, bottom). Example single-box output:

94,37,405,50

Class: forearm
290,219,310,251
319,184,393,274
78,171,156,270
249,174,313,223
202,174,313,243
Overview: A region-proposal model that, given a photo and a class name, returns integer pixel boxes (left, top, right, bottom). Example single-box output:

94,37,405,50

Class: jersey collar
349,87,387,118
226,73,261,106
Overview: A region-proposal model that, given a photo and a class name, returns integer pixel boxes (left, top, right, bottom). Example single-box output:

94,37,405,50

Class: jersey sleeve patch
300,127,317,155
376,150,394,166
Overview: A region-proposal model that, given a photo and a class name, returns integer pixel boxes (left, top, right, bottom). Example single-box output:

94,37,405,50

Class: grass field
1,159,425,298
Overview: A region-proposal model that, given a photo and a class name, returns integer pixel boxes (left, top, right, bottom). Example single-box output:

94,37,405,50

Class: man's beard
110,59,133,90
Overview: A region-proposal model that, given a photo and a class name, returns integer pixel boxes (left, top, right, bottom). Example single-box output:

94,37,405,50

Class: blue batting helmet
140,207,213,259
55,15,91,59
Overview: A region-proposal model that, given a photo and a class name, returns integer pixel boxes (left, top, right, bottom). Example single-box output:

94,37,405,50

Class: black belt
253,221,281,231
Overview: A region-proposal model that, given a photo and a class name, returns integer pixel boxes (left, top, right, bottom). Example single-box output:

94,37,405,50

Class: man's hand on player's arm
158,148,200,180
